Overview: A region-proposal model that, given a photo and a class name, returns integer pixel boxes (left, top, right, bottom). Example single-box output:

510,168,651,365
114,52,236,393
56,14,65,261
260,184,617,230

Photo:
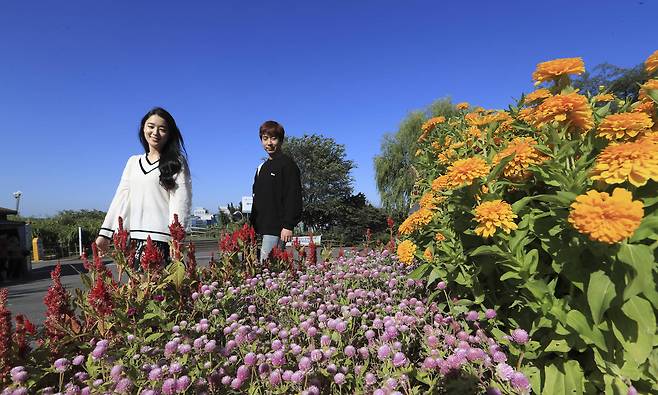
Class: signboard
241,196,253,214
285,235,322,247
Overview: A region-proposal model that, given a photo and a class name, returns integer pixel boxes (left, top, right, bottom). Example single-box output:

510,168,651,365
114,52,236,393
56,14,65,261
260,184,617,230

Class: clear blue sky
1,0,657,217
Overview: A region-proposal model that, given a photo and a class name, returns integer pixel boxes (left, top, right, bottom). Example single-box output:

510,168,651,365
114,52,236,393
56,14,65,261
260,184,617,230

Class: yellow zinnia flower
473,200,518,238
596,112,654,141
398,207,434,235
528,92,593,132
419,192,437,209
423,248,433,261
592,93,615,103
524,88,552,105
640,132,658,145
532,57,585,84
568,188,644,244
444,157,490,188
493,137,548,181
590,140,658,186
456,102,470,110
639,79,658,103
397,240,417,265
431,175,451,191
645,49,658,75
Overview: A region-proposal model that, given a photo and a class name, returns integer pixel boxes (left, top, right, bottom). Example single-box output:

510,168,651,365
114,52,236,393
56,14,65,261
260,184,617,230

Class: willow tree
374,98,457,216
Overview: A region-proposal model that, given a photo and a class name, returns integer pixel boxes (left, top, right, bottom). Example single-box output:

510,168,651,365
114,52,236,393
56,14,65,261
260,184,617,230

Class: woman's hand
95,236,110,257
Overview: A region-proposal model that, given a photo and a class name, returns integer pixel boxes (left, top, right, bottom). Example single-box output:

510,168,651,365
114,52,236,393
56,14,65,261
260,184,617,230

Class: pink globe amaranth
377,345,391,360
437,281,447,290
220,376,232,386
12,388,28,395
236,365,250,381
334,372,346,385
492,351,507,363
204,340,216,353
465,310,479,321
496,363,514,381
627,386,638,395
510,372,530,391
392,352,407,367
485,308,497,319
269,370,282,386
311,349,323,362
175,376,191,393
244,352,257,366
511,328,529,345
344,345,356,357
54,358,70,373
148,368,162,381
162,378,177,395
230,378,243,390
335,320,348,333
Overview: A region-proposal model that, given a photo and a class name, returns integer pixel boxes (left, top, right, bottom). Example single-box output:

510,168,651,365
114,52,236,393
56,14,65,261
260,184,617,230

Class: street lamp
13,191,22,215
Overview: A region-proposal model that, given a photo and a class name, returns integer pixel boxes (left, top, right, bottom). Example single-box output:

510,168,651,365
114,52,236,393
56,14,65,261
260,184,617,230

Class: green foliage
374,98,458,216
573,62,647,101
14,210,105,256
284,134,359,232
324,192,388,245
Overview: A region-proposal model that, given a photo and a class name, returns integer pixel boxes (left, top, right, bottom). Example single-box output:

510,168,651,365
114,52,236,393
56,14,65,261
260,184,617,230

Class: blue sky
1,0,657,217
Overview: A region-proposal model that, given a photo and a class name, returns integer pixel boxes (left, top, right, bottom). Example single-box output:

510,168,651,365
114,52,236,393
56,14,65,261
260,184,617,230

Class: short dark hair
259,120,285,140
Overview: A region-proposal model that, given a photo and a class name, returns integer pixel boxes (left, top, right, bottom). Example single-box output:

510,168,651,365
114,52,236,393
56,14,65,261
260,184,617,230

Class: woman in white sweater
95,107,192,262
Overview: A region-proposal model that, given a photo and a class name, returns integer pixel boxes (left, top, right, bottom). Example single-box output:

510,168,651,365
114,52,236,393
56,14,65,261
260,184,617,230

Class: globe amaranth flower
532,57,585,84
527,92,593,132
568,188,644,244
396,240,417,265
596,112,654,141
443,157,490,189
398,207,434,235
493,137,548,181
645,49,658,75
474,200,518,238
511,329,529,344
590,140,658,186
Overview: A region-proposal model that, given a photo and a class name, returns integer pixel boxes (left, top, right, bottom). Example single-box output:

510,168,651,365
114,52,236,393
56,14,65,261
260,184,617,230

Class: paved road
3,240,219,326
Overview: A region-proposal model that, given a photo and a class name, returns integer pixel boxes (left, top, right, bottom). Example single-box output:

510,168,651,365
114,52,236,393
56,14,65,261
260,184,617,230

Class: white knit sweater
99,154,192,243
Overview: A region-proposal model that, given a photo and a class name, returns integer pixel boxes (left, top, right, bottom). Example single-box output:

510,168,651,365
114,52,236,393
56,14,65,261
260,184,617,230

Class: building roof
0,207,18,219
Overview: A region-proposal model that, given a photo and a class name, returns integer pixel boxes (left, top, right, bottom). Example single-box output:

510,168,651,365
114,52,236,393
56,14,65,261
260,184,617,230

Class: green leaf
542,360,584,395
144,332,164,343
511,196,536,213
566,310,607,351
587,271,616,325
617,244,655,301
500,271,522,281
544,338,571,353
647,89,658,104
427,266,442,286
629,215,658,242
469,245,505,257
409,263,430,279
620,296,656,365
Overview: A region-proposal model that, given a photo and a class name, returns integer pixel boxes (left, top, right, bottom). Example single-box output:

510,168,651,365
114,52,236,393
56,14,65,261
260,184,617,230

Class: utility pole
13,191,22,215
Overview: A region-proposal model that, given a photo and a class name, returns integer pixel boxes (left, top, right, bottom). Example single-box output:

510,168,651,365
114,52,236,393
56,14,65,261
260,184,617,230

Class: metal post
78,226,83,256
13,191,22,215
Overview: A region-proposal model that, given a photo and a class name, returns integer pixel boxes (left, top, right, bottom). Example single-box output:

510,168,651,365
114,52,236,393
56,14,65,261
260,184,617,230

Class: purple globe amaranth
496,363,514,381
54,358,70,373
510,372,531,392
298,356,312,371
392,352,407,367
485,308,497,319
511,328,529,345
176,376,191,392
244,352,257,366
269,370,282,386
334,373,346,385
115,378,133,394
377,344,391,360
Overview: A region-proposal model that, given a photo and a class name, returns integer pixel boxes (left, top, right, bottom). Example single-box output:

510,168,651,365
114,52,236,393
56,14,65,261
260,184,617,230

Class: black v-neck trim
145,155,160,166
139,157,159,175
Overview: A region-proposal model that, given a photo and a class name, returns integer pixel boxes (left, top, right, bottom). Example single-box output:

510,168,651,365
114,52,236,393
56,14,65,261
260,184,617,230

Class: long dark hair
138,107,188,191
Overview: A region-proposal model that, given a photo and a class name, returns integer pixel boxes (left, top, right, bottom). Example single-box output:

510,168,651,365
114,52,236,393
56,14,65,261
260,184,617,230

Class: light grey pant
260,235,284,263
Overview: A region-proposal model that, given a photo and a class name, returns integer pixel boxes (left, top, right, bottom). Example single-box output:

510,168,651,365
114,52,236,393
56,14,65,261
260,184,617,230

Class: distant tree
283,134,355,231
13,209,105,257
573,62,647,100
327,193,388,245
374,98,458,216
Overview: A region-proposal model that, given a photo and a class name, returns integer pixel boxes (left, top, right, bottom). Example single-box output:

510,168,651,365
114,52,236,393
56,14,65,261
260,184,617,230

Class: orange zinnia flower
639,79,658,102
532,57,585,84
444,157,490,188
422,116,446,132
590,140,658,186
596,112,654,141
473,200,518,238
592,93,615,103
456,102,470,110
528,92,593,132
435,232,446,242
493,137,548,181
398,207,434,235
632,100,656,116
645,49,658,75
568,188,644,244
423,247,433,261
431,175,451,191
524,89,552,105
397,240,417,265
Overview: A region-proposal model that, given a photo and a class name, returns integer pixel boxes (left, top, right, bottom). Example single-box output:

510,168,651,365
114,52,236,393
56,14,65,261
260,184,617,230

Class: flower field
399,51,658,394
0,220,534,394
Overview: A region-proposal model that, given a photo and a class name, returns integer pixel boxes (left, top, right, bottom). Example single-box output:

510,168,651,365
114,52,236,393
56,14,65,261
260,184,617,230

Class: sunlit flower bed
0,222,532,394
